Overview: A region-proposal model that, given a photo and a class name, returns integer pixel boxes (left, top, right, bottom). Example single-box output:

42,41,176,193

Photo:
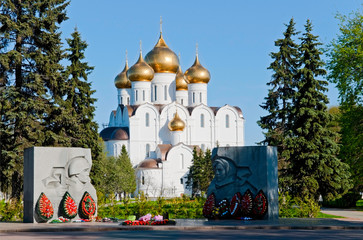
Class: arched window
145,113,150,127
200,92,202,102
200,114,205,128
135,90,138,101
146,143,150,157
142,176,145,185
181,99,183,105
121,97,123,105
164,85,167,100
180,154,184,169
193,92,195,103
127,97,130,105
154,86,157,101
143,90,145,101
226,114,230,128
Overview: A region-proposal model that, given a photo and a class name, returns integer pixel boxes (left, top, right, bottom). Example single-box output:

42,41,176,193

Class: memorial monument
203,146,278,220
23,147,97,223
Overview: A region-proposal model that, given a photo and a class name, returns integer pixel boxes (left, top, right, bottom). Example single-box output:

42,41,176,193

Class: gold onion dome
168,111,185,131
184,54,211,84
145,33,180,73
127,51,154,82
114,60,131,88
175,66,189,91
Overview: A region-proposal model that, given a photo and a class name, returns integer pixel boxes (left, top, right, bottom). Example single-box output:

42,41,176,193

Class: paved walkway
1,217,362,240
320,208,363,221
0,217,362,233
2,229,363,240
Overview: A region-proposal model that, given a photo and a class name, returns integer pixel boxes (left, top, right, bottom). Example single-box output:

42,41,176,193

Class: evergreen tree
90,137,114,194
201,149,214,193
326,10,363,192
258,18,299,191
56,27,102,164
187,147,214,197
0,0,69,199
286,20,352,201
116,145,136,199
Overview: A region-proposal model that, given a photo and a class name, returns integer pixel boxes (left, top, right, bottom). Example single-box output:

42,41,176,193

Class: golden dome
168,111,185,131
114,60,131,89
175,66,189,91
127,51,154,82
145,33,180,73
185,54,211,84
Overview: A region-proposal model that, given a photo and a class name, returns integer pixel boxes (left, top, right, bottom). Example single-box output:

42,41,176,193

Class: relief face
208,154,256,204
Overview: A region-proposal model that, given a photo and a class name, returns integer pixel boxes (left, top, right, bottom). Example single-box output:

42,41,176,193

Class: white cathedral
100,29,245,198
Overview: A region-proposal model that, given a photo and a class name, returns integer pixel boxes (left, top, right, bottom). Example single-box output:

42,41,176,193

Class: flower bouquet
121,213,176,226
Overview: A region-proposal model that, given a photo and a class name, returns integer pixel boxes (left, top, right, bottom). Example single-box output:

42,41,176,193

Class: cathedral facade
100,30,245,198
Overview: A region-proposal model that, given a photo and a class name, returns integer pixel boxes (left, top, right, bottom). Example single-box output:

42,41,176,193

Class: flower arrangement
35,192,54,222
203,189,268,220
230,192,242,217
252,190,268,218
241,189,253,216
60,192,77,219
218,199,230,218
50,217,70,223
79,191,96,219
121,213,176,226
202,193,216,218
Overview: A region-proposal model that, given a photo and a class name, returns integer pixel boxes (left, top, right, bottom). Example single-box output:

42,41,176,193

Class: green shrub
356,199,363,207
322,192,361,208
97,196,206,219
0,199,23,222
279,192,320,218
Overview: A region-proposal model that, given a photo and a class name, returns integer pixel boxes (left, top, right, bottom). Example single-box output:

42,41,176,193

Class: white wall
151,73,176,104
129,104,159,166
188,83,207,107
131,81,151,105
162,144,193,197
136,169,163,197
176,90,188,106
190,105,215,149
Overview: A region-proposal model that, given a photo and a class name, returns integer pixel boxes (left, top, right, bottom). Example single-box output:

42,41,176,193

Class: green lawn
316,212,345,218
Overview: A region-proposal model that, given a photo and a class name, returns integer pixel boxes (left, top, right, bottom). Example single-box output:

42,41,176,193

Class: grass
316,212,345,218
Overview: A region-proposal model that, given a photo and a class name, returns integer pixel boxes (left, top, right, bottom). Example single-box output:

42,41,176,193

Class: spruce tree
201,149,214,193
0,0,69,198
58,28,102,163
187,148,214,197
286,20,352,201
258,18,299,191
186,147,201,196
116,145,136,199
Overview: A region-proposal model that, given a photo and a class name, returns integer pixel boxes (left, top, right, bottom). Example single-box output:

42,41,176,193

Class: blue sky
60,0,362,146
